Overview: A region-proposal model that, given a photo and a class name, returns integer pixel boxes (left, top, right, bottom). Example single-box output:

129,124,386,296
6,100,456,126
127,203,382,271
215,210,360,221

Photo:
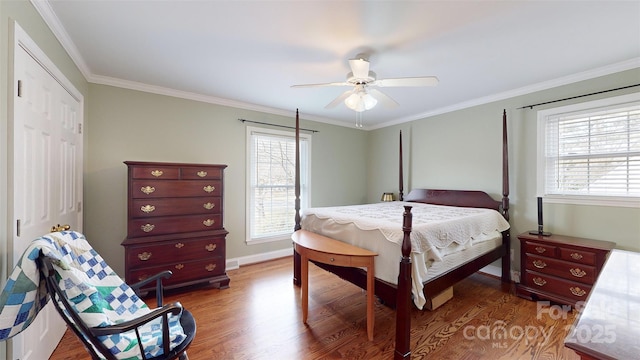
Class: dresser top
124,161,227,168
518,232,616,251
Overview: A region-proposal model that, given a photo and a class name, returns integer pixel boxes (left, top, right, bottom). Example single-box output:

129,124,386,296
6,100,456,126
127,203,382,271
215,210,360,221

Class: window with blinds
246,127,310,243
538,93,640,206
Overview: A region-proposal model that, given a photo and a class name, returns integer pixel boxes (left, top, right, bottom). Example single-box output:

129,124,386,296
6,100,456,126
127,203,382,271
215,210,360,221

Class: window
246,126,310,243
537,92,640,207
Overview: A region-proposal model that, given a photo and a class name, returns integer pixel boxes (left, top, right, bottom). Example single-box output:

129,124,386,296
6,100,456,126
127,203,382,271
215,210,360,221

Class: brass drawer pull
175,243,185,249
141,223,155,232
203,185,215,193
570,253,583,260
175,264,184,270
138,274,149,281
533,277,547,286
140,204,155,213
533,260,547,269
197,171,208,177
534,246,546,254
203,219,215,227
206,263,217,272
570,268,587,278
203,202,215,210
151,170,163,177
141,186,155,195
570,287,586,297
138,252,152,261
205,243,217,252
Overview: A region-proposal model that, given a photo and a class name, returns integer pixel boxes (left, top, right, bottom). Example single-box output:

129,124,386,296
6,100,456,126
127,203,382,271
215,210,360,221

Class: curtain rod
238,119,319,133
518,83,640,110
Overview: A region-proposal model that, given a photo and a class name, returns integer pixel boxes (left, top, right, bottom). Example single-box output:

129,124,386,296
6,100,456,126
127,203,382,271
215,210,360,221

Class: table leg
301,253,308,324
366,261,375,341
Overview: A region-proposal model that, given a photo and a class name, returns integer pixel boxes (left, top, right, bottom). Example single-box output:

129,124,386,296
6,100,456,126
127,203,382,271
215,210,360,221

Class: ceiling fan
291,55,439,112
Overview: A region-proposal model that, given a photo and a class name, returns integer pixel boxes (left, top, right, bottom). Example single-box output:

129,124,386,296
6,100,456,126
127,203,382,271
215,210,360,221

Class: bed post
501,109,511,284
502,109,510,222
293,109,301,286
399,130,404,201
394,206,413,359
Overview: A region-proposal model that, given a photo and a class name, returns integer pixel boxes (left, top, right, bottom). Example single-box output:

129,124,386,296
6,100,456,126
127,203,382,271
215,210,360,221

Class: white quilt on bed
300,201,510,309
302,201,509,260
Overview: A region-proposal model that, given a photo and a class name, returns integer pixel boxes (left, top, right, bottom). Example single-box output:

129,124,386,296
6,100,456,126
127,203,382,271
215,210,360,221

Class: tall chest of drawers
122,161,230,293
516,232,614,307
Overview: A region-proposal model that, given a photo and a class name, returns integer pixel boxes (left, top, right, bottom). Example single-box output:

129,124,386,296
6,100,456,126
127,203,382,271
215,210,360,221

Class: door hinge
78,123,82,134
16,219,21,237
78,201,82,212
17,80,22,97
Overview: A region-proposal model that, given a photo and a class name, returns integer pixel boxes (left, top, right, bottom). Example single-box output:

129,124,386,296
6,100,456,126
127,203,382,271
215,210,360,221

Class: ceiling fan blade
325,89,353,109
369,88,399,108
374,76,439,87
348,58,370,79
291,81,350,88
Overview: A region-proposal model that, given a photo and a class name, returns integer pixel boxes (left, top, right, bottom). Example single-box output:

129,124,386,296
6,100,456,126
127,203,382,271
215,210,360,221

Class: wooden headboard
404,189,502,212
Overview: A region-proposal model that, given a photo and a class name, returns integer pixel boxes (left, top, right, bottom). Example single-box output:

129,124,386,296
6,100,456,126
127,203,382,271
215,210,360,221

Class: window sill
544,194,640,208
246,234,292,245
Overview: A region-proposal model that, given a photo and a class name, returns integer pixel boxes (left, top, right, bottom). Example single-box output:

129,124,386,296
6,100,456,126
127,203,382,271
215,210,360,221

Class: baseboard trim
226,248,292,270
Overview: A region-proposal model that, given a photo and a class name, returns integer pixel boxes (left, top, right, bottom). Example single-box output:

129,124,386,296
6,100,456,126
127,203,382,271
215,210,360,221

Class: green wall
368,69,640,274
85,84,368,274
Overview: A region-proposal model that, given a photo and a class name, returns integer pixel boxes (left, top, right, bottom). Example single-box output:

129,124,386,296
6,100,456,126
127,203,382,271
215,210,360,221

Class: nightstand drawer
525,254,596,284
559,247,597,266
525,241,556,257
524,271,592,302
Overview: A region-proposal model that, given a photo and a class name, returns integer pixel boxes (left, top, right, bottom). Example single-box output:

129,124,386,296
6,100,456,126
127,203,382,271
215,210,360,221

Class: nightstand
516,232,615,307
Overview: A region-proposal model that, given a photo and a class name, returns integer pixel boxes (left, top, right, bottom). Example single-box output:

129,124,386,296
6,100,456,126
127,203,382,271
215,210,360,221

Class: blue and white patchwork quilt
0,231,186,359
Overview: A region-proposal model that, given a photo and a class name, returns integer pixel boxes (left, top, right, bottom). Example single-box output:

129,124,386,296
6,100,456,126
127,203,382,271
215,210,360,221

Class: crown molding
30,0,92,79
371,57,640,130
89,74,351,128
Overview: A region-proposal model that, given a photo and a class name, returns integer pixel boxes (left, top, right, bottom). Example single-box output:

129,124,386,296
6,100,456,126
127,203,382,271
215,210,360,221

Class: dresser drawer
128,214,223,237
525,254,596,284
129,257,226,286
132,180,222,198
131,166,180,179
126,236,225,268
559,247,597,266
524,271,592,303
180,167,223,180
525,241,557,257
131,197,221,217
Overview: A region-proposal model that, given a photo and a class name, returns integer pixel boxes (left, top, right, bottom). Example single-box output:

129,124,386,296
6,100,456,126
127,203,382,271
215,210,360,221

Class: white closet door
10,23,83,360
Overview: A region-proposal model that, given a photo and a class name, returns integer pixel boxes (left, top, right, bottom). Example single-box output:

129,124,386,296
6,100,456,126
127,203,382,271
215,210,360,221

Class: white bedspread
300,201,510,309
302,201,509,261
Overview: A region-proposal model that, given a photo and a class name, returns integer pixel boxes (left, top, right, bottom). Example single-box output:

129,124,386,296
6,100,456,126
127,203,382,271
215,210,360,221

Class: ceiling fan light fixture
344,88,377,112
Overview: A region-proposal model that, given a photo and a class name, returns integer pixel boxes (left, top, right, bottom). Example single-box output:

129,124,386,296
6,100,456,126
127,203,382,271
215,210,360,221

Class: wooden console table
564,249,639,359
292,230,378,341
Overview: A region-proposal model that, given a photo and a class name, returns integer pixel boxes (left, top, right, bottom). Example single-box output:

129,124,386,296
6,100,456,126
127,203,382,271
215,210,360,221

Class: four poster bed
292,110,511,359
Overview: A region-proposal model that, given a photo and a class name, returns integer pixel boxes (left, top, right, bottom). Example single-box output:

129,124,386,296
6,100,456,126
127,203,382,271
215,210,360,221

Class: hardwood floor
50,256,580,359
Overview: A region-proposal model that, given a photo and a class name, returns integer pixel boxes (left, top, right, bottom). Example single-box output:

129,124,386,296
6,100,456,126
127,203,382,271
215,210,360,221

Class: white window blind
542,98,640,200
247,127,309,243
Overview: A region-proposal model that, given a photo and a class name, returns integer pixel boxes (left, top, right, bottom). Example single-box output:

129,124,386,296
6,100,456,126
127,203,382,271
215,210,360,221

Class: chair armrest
130,270,172,307
90,302,183,336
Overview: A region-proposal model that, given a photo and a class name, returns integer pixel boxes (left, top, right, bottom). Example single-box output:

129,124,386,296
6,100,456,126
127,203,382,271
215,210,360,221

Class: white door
9,23,84,360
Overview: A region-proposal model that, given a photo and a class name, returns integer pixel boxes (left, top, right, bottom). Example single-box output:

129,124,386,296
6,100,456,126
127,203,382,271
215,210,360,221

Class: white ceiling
36,0,640,129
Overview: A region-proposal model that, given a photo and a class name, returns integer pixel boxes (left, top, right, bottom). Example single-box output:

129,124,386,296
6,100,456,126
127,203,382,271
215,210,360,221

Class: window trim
536,92,640,208
245,126,311,244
